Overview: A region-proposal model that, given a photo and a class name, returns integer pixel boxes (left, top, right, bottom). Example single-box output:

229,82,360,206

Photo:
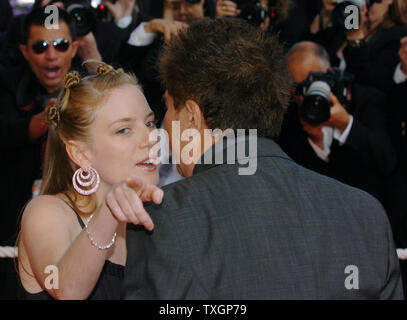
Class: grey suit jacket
125,136,403,299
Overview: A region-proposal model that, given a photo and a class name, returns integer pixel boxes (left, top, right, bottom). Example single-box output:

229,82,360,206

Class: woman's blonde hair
41,61,142,215
381,0,407,29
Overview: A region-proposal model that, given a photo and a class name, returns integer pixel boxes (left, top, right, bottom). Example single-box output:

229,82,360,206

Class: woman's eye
117,128,130,135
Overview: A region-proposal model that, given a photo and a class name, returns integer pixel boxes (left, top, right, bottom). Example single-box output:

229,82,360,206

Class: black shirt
17,203,125,300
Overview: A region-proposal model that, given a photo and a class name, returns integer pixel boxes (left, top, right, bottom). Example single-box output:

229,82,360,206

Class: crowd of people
1,0,407,300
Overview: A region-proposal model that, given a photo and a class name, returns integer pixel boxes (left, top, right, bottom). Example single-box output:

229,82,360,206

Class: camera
331,0,382,30
293,68,354,126
232,0,275,27
50,0,113,36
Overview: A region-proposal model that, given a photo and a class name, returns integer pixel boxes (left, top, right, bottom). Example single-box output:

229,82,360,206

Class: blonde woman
17,62,163,300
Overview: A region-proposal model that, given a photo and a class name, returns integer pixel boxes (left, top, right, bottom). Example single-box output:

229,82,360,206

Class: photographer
386,36,407,196
391,38,407,165
126,0,217,48
102,0,169,35
0,0,129,70
278,42,400,229
343,0,407,93
306,0,347,67
214,0,324,49
215,0,292,32
0,7,80,299
103,0,137,29
174,0,216,21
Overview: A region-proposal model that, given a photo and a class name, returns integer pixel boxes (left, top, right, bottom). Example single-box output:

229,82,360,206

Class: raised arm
19,177,163,300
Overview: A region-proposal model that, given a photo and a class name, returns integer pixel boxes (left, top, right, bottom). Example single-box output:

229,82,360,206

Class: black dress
17,207,125,300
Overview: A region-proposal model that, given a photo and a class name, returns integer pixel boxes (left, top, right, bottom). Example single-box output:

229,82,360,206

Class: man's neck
44,86,60,95
177,130,219,178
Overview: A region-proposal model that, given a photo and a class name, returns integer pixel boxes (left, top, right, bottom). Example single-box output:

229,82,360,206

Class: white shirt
127,22,157,47
307,116,354,162
393,62,407,84
115,16,133,29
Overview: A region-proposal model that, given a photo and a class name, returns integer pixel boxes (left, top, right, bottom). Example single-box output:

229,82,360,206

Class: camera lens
299,81,332,126
66,3,96,36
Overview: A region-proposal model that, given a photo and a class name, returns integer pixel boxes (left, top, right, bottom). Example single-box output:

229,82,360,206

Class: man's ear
19,44,29,62
65,140,92,169
185,99,205,131
71,40,79,59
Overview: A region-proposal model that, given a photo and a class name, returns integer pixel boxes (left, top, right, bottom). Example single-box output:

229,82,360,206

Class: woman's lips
136,159,159,172
136,162,158,172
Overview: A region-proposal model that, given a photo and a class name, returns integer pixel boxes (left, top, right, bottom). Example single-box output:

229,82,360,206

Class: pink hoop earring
72,167,100,195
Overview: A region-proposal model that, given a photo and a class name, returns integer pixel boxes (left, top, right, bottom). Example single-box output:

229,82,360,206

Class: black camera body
331,0,382,30
232,0,270,27
52,0,113,36
295,68,354,126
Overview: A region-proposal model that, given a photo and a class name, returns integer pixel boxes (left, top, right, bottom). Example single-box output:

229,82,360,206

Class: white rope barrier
0,246,18,258
397,249,407,260
1,245,407,260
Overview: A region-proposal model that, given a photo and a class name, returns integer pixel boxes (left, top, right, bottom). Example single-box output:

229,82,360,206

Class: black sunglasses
31,37,70,54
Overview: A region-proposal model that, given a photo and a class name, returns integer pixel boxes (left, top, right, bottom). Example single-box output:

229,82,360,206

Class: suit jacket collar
193,134,292,175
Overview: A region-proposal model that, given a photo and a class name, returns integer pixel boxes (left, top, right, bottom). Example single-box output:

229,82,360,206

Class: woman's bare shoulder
21,194,75,230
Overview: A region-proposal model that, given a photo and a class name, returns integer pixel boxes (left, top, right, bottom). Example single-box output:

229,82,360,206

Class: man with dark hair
0,7,79,299
125,18,403,299
0,0,128,69
19,8,79,93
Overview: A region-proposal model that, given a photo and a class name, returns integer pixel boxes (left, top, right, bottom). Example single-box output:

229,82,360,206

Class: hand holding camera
300,92,350,144
216,0,241,17
295,68,353,126
145,19,188,43
300,119,325,149
324,93,351,133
